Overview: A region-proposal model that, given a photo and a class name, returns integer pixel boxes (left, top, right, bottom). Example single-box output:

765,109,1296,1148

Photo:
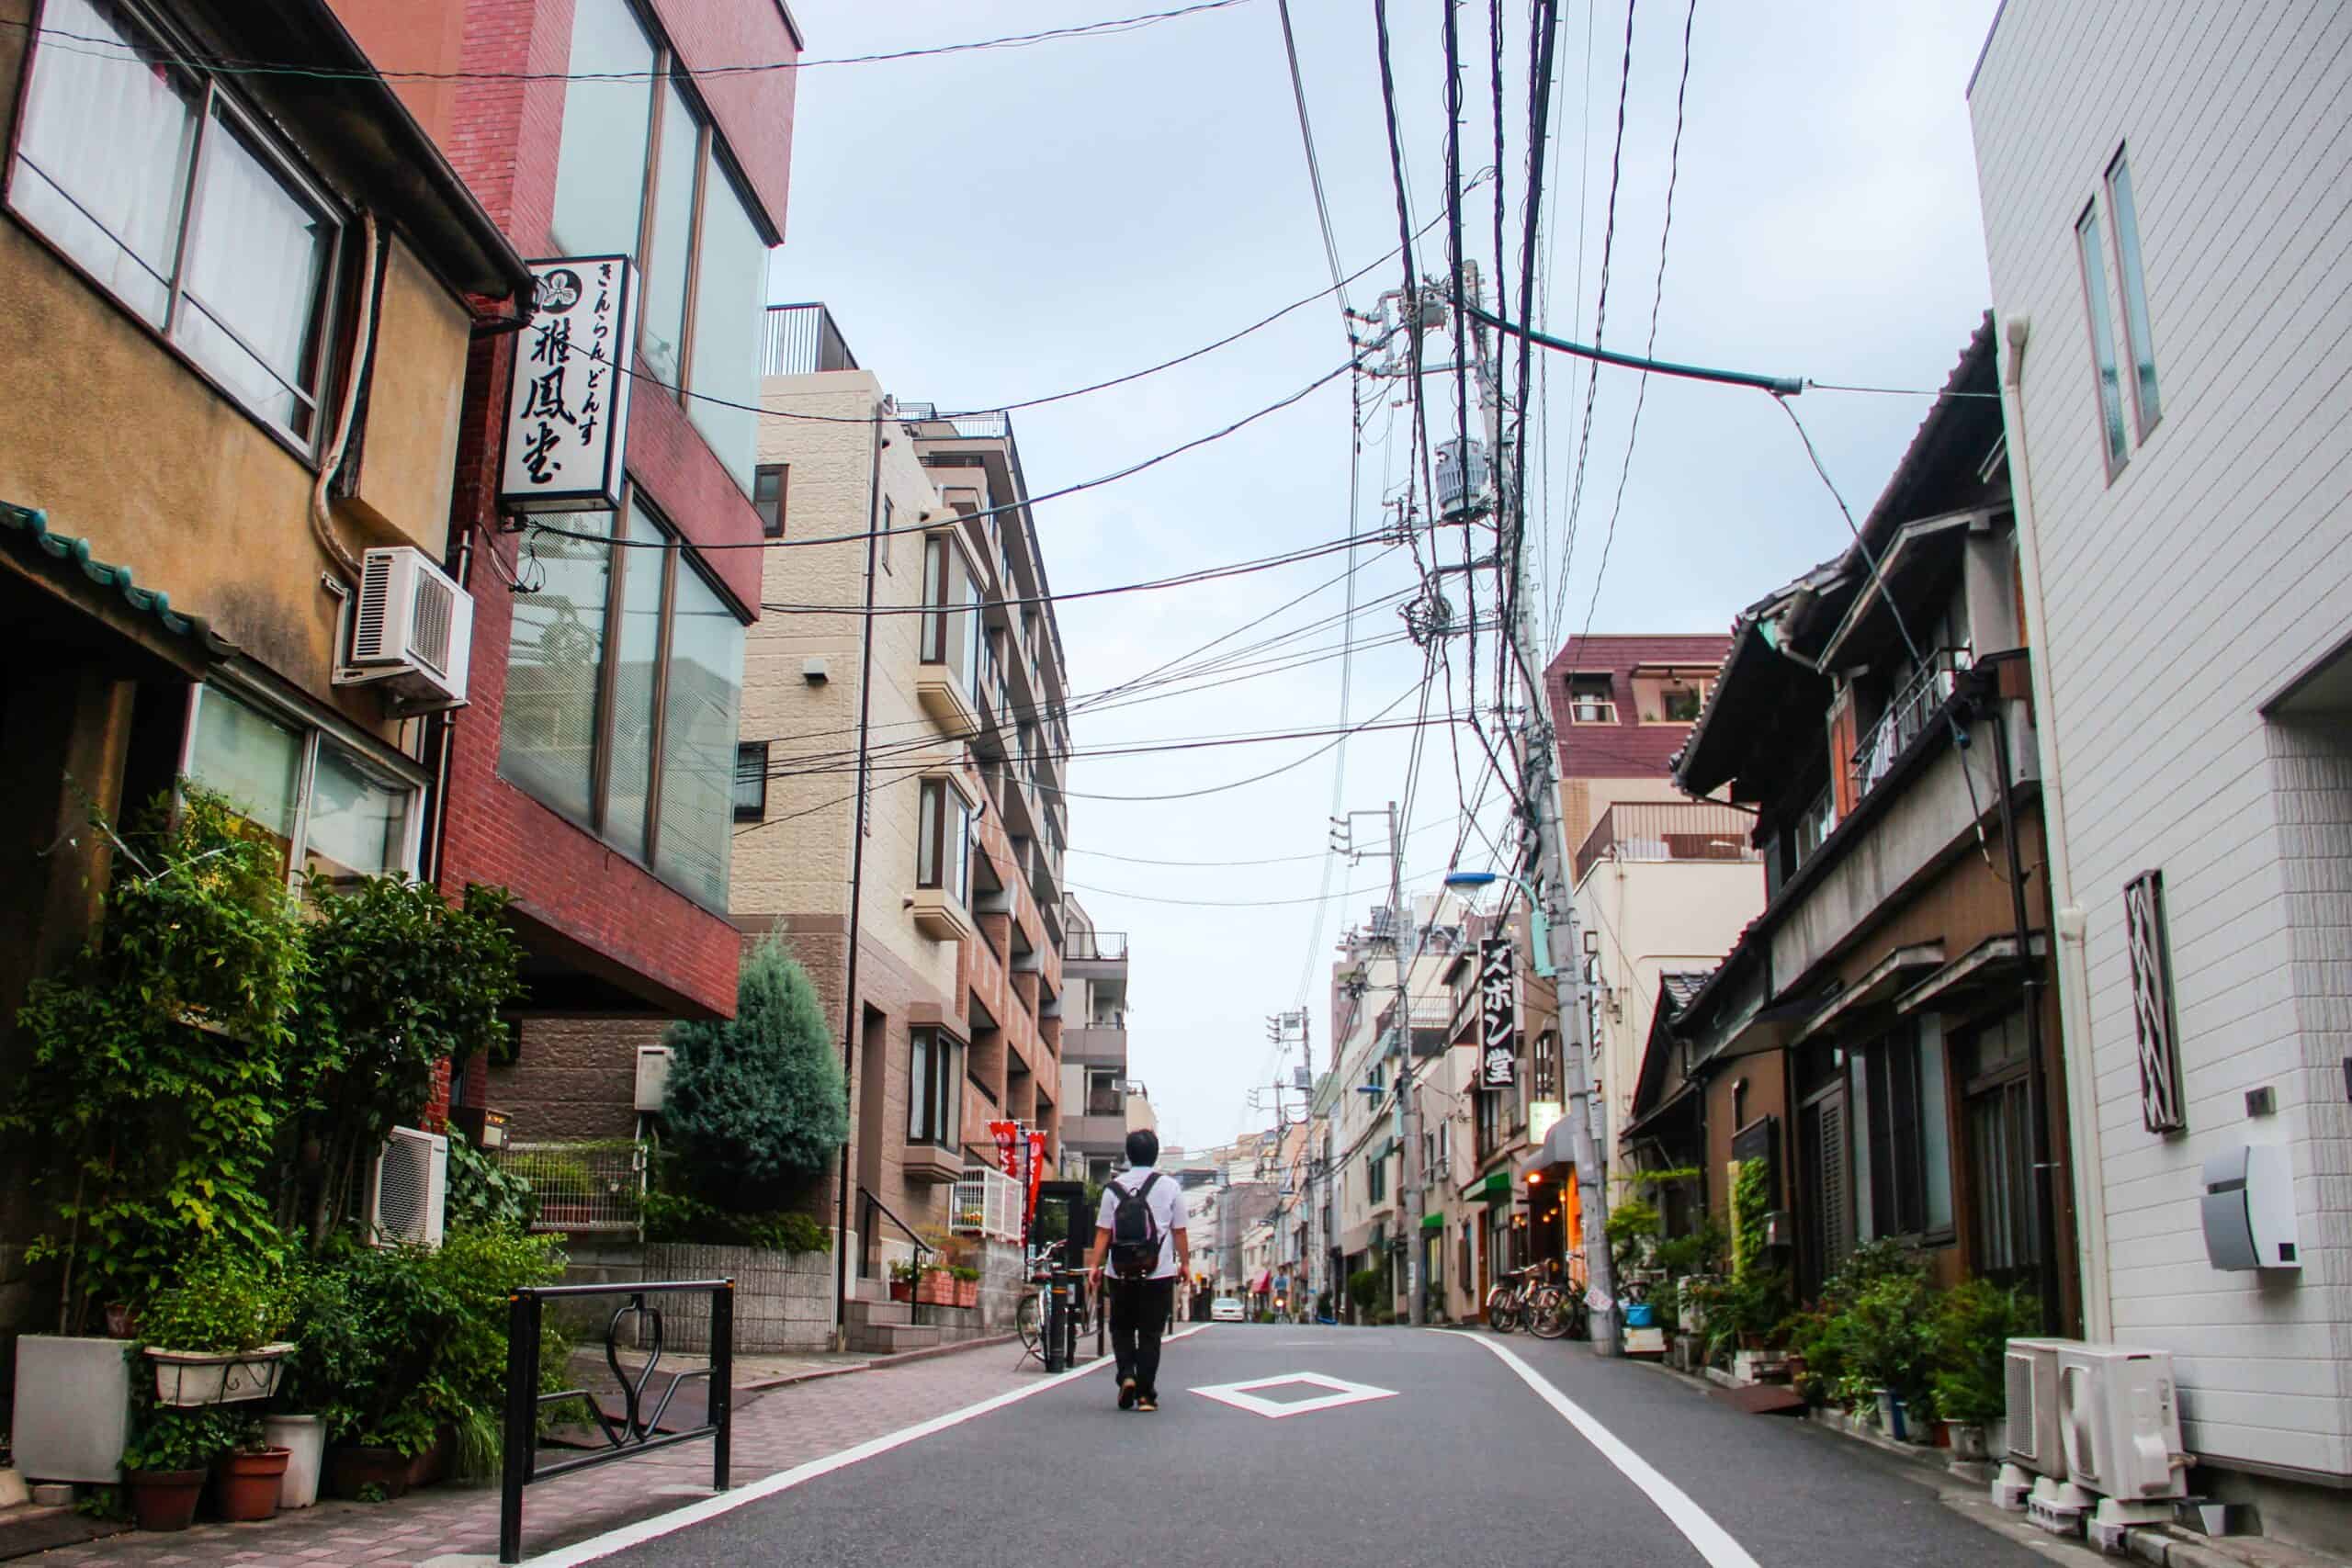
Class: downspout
1998,316,2109,1338
1981,663,2061,1336
832,400,888,1350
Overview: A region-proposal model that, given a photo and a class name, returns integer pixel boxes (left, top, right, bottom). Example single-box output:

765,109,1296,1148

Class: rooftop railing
1572,801,1759,884
1067,931,1128,961
763,303,858,375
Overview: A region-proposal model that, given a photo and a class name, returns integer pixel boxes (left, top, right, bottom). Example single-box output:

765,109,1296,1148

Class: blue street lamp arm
1440,870,1559,979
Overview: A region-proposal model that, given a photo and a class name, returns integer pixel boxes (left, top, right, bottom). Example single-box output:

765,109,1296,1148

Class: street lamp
1441,870,1559,977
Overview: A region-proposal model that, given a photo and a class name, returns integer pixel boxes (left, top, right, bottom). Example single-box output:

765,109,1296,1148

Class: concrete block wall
645,1243,836,1353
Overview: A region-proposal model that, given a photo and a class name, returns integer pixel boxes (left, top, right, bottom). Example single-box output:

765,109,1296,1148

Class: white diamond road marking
1186,1371,1398,1419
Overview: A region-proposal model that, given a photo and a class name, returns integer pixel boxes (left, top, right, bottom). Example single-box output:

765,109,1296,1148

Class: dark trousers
1110,1276,1176,1395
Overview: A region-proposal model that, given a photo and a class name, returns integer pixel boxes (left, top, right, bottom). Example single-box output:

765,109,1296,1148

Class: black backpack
1108,1172,1162,1279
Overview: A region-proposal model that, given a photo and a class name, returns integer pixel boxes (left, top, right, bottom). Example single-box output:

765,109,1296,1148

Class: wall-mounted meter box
2199,1144,2300,1271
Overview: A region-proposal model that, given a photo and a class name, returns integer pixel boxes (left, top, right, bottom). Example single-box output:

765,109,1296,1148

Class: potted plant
951,1265,981,1309
120,1406,243,1532
915,1265,956,1307
888,1258,918,1303
212,1420,290,1522
1929,1278,2035,1462
137,1248,296,1408
1844,1271,1933,1440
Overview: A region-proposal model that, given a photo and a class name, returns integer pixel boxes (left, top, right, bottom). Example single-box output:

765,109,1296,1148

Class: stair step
845,1299,913,1326
847,1323,944,1354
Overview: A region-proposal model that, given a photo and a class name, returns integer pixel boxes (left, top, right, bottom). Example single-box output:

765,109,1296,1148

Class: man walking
1086,1129,1188,1412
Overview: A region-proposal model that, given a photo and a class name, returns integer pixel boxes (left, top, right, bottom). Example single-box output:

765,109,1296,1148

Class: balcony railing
1850,650,1970,803
763,303,857,375
894,402,1011,441
951,1165,1023,1243
1068,931,1128,962
1573,801,1759,883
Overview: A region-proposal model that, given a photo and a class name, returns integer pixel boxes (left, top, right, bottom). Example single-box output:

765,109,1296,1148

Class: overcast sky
767,0,2001,1152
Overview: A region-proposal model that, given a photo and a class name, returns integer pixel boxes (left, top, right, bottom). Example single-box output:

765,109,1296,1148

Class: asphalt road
587,1325,2052,1568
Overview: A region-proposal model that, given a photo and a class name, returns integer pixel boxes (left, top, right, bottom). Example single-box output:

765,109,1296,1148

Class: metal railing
499,1141,648,1235
858,1186,933,1281
762,302,857,375
1850,650,1970,802
1572,801,1759,883
895,402,1011,440
500,1280,732,1563
1067,931,1129,961
953,1165,1023,1243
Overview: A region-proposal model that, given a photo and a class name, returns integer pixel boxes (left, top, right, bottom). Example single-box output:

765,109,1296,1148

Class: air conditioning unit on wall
336,547,473,712
2004,1337,2073,1478
634,1045,673,1112
2058,1345,2187,1502
368,1126,448,1248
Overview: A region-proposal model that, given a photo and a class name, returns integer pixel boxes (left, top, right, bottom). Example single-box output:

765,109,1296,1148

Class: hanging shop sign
989,1120,1020,1179
1479,937,1518,1087
1025,1130,1048,1222
1527,1100,1563,1145
501,256,638,513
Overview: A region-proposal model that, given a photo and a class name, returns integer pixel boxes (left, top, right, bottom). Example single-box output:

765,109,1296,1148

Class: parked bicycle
1483,1263,1584,1339
1015,1242,1094,1364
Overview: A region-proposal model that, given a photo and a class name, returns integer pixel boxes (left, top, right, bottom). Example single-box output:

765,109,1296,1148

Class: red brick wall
1544,633,1735,780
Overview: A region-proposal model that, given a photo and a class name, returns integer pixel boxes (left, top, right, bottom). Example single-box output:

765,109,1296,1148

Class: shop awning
1252,1271,1272,1292
1419,1210,1446,1232
1469,1169,1512,1204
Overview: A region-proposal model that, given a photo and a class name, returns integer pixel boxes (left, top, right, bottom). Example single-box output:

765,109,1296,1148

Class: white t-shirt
1096,1168,1186,1280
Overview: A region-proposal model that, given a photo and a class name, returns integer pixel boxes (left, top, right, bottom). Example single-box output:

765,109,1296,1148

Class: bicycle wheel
1015,1289,1042,1357
1526,1286,1569,1339
1485,1288,1520,1334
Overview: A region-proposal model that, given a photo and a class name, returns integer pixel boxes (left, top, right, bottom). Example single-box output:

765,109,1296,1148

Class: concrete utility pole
1442,265,1619,1354
1385,800,1430,1325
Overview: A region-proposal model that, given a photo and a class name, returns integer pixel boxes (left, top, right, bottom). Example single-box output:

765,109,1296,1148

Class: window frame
915,773,973,908
733,739,767,822
2075,197,2131,479
6,0,350,457
179,677,426,894
907,1024,966,1147
2103,146,2161,442
1565,674,1618,725
752,463,787,537
496,478,749,908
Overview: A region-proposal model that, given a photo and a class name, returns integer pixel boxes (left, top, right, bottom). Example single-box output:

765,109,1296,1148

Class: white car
1211,1296,1246,1323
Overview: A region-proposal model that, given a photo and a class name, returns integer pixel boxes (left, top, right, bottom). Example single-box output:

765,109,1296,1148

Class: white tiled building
1970,0,2352,1539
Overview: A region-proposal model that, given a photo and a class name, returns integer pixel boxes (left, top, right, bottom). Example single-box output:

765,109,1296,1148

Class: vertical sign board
2124,869,2187,1134
500,257,639,513
1479,938,1518,1088
989,1120,1020,1179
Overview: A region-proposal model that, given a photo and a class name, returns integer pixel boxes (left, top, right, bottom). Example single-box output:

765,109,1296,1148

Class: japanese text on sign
500,256,638,513
1479,938,1518,1088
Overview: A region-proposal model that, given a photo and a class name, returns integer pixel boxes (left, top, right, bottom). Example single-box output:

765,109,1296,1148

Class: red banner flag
989,1120,1019,1179
1025,1129,1048,1222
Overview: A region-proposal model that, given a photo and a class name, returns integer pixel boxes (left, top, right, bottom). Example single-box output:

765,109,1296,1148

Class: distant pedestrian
1086,1128,1189,1413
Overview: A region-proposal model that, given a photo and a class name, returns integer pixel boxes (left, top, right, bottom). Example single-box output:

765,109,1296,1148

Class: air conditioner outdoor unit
367,1126,447,1249
634,1044,673,1112
2058,1344,2187,1502
337,547,473,712
2004,1336,2076,1478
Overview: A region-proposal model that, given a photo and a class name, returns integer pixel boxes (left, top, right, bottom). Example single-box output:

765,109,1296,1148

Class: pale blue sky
767,0,2001,1150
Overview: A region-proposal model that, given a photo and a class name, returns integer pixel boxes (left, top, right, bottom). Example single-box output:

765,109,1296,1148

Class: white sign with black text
500,256,638,513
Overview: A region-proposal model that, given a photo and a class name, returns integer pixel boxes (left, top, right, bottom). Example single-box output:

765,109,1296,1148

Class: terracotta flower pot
405,1427,454,1489
956,1278,979,1309
127,1468,205,1532
214,1448,291,1522
916,1272,955,1306
324,1445,412,1501
889,1280,913,1303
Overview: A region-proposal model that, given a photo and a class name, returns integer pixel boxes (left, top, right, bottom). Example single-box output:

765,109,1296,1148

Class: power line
8,1,1252,85
1072,815,1463,869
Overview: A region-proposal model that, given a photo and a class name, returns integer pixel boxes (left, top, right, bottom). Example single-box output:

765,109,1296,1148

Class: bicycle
1015,1243,1094,1366
1485,1263,1587,1339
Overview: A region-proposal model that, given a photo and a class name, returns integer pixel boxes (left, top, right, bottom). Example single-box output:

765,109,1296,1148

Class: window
1566,675,1617,724
1631,670,1710,723
2105,150,2160,437
734,741,767,821
497,492,747,909
10,0,344,446
184,682,419,893
908,1026,965,1146
1957,1010,2034,1282
753,465,787,537
916,776,972,907
1366,1152,1387,1204
920,532,983,700
548,0,770,490
1087,1070,1123,1117
2076,201,2130,473
1851,1021,1954,1242
1662,684,1704,721
880,497,893,574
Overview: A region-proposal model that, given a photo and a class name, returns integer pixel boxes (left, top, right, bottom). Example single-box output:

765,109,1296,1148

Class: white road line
522,1325,1208,1567
1467,1335,1760,1568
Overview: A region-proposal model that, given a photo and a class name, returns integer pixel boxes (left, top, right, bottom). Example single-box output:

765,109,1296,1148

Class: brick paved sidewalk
33,1337,1054,1566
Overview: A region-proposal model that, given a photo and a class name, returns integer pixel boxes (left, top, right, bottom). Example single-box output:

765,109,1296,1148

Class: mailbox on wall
2199,1144,2300,1271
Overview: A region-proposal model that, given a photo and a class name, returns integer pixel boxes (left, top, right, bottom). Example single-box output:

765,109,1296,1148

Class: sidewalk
29,1337,1043,1566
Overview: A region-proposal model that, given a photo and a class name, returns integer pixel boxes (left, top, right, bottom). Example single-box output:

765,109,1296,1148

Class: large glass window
921,533,984,702
908,1027,965,1146
496,491,747,909
639,76,700,386
1854,1021,1955,1242
686,168,765,488
2105,150,2160,437
2076,202,2130,474
654,557,743,908
916,776,972,908
185,684,418,891
548,0,654,257
9,0,342,446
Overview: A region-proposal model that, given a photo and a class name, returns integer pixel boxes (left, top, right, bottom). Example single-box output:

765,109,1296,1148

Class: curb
735,1333,1021,1394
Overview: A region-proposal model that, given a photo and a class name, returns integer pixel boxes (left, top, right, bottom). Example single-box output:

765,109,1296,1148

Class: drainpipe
831,400,888,1350
1980,661,2062,1336
1997,317,2109,1339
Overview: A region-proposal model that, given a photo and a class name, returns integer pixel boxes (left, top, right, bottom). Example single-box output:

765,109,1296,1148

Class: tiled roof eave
2,502,238,660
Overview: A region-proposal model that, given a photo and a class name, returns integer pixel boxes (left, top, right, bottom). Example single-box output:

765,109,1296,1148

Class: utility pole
1459,265,1618,1355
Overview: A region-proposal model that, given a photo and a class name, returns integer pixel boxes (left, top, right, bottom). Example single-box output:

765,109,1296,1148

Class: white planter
10,1337,134,1483
145,1343,293,1406
263,1415,325,1509
1949,1421,1990,1461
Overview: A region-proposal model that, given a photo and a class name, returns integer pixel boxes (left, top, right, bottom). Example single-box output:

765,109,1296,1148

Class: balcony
1063,1112,1128,1152
763,303,858,375
895,402,1010,441
1572,801,1760,884
1376,998,1454,1058
1849,650,1970,805
1063,1023,1127,1065
1067,931,1128,962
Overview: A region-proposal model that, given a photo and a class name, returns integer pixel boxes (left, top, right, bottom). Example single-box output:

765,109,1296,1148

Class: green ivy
445,1136,539,1232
